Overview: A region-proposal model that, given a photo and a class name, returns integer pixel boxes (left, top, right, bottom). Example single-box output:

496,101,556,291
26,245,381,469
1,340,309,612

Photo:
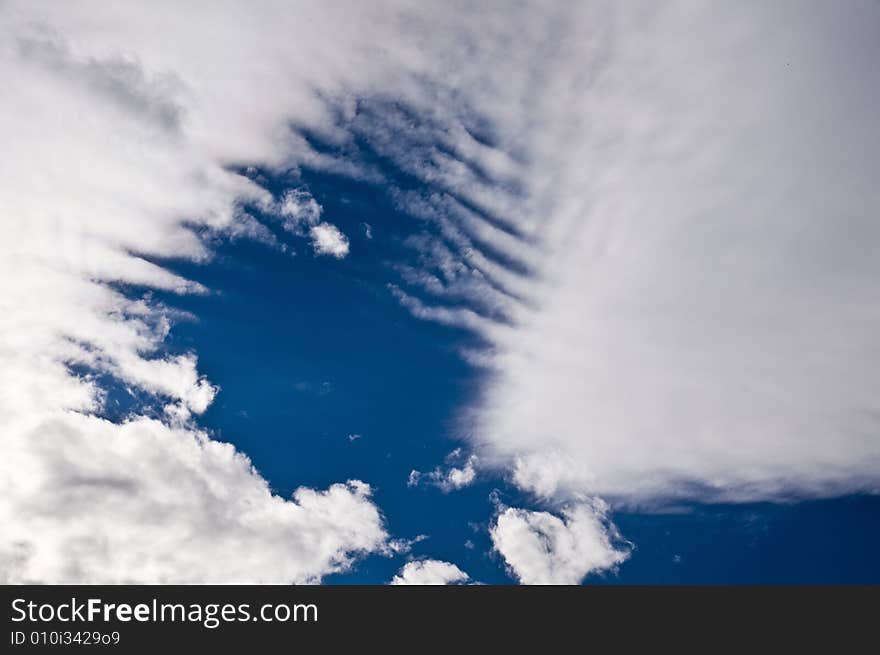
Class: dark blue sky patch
612,495,880,585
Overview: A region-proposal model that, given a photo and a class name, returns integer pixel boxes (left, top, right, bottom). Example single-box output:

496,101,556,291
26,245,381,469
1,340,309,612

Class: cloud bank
464,2,880,504
318,2,880,506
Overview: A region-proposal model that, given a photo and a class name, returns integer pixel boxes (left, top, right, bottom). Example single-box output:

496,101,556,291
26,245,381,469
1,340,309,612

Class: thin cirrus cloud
2,0,878,585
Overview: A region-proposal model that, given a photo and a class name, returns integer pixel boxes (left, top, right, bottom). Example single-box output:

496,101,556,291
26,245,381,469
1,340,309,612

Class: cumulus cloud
490,502,630,585
390,559,470,585
309,223,350,258
0,410,387,583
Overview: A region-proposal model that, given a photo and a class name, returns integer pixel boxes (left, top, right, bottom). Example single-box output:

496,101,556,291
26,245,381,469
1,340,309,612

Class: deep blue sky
122,160,880,585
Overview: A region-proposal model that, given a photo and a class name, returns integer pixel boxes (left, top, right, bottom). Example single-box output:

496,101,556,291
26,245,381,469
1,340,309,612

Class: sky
1,1,879,584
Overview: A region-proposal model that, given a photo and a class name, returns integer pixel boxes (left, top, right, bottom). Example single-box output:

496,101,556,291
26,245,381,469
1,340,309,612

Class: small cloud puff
408,450,478,492
309,223,350,258
276,189,350,258
278,188,322,233
490,500,630,585
390,559,469,585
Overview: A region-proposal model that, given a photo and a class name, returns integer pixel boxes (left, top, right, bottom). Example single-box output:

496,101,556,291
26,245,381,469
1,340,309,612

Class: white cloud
490,501,629,585
0,410,387,583
462,3,880,504
409,451,478,492
445,459,477,490
275,189,353,258
511,452,580,500
309,223,350,258
279,188,322,233
387,534,428,555
390,559,469,585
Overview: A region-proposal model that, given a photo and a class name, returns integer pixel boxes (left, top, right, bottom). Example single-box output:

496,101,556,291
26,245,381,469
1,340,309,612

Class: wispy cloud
408,450,478,492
